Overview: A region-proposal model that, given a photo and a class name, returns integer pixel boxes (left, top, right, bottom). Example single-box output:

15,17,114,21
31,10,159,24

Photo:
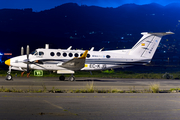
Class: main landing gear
59,75,65,81
59,74,75,81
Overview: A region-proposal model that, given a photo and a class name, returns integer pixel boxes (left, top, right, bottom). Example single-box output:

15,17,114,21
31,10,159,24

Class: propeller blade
34,63,47,70
26,45,30,73
21,47,24,55
27,64,29,73
26,45,29,59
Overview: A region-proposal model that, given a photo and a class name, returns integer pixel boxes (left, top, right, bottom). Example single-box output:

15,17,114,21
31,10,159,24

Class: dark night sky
1,0,180,12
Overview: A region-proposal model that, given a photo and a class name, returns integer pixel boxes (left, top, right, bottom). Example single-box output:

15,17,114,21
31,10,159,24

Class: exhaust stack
45,44,49,49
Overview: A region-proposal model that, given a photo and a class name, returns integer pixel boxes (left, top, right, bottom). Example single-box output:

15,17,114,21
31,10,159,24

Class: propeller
33,62,47,70
21,47,24,55
23,45,46,75
26,45,30,73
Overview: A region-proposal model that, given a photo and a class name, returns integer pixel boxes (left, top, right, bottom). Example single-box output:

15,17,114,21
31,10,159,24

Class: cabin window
50,52,55,56
80,53,90,58
106,55,111,58
39,51,44,56
57,52,61,56
87,54,90,58
63,53,67,57
74,53,79,57
69,53,73,57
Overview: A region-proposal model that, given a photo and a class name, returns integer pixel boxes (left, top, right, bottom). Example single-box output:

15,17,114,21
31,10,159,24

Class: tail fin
129,32,174,59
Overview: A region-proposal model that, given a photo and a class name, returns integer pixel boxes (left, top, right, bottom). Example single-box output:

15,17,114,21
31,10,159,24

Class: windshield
30,50,37,55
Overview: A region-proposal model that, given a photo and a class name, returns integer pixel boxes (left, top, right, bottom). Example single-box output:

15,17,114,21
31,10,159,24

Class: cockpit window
31,50,44,56
31,50,37,55
39,51,44,56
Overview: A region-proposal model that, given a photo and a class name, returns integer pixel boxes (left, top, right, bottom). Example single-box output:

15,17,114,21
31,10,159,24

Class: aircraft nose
5,59,10,66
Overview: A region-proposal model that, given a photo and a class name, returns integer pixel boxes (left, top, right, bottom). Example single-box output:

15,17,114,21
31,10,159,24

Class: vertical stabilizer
129,32,174,59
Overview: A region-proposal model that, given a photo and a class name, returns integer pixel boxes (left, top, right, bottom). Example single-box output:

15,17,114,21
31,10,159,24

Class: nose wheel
6,66,13,81
6,74,13,81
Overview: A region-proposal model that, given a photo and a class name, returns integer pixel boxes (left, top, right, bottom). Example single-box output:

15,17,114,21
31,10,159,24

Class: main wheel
69,76,75,81
6,74,12,81
59,76,65,81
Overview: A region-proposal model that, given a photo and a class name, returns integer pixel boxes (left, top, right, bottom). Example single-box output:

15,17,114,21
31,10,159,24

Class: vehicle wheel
59,76,65,81
69,76,75,82
6,74,12,81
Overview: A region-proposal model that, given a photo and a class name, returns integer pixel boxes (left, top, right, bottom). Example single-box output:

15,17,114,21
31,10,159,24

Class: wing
57,50,88,70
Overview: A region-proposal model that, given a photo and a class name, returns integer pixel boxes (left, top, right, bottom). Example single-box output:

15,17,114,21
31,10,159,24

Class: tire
6,74,12,81
69,76,75,82
59,76,65,81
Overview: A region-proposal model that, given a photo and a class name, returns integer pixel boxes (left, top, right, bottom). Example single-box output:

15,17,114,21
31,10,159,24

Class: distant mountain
0,3,180,57
165,3,180,8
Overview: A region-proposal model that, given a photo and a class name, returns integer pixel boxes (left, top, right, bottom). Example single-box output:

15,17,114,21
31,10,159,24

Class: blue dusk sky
0,0,180,11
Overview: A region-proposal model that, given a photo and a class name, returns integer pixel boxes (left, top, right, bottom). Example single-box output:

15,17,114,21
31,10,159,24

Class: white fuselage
9,48,150,72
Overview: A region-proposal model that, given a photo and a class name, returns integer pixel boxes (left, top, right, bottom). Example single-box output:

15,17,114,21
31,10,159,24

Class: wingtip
165,32,174,34
79,50,88,59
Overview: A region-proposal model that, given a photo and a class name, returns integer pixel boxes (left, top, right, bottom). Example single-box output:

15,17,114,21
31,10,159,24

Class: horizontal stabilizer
141,32,174,36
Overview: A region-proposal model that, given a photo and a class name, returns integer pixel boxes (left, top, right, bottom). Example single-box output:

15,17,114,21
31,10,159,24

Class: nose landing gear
6,66,13,81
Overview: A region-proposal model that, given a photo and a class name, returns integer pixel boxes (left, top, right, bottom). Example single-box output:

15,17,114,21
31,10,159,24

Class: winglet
79,50,88,59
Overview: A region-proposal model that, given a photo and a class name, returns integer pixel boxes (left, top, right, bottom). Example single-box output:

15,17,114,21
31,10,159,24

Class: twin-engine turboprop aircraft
5,32,174,81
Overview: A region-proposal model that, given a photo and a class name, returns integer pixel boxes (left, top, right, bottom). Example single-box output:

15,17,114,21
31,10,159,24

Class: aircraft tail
128,32,174,59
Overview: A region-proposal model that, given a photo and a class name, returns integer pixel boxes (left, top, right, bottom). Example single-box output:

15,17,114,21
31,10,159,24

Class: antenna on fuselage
90,47,94,51
21,47,24,55
99,47,104,52
67,46,72,50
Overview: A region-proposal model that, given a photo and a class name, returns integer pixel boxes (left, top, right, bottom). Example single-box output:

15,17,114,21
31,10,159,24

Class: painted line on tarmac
43,100,64,110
